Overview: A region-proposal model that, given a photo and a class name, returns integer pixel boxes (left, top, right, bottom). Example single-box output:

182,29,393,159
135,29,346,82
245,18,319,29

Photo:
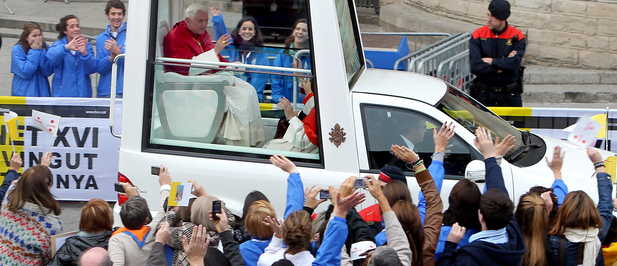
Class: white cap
350,241,377,261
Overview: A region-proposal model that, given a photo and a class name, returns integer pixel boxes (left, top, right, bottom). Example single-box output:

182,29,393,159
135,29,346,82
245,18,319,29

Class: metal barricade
414,35,469,75
409,32,470,72
354,0,380,15
393,33,466,71
436,50,474,93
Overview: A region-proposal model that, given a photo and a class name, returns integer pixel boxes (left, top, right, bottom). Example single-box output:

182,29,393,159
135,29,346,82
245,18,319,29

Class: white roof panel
352,69,448,105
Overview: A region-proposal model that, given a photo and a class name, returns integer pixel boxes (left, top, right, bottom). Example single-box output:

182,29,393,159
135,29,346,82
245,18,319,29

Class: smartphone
354,178,366,189
114,183,125,193
151,166,160,176
212,200,222,220
319,190,331,200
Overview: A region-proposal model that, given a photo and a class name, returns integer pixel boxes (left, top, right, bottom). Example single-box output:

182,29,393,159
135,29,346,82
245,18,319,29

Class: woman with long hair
212,9,273,102
0,164,62,265
46,14,98,97
515,192,549,266
546,148,613,266
11,22,53,96
271,18,311,103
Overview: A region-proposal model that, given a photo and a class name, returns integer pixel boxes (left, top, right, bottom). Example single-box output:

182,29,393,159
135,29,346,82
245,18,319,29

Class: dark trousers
470,81,523,107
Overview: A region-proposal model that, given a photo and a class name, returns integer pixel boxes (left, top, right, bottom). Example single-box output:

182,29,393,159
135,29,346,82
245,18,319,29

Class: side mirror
465,160,485,183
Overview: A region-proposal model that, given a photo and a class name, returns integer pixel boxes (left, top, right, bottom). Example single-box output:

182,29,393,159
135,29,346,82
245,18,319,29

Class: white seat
155,72,229,143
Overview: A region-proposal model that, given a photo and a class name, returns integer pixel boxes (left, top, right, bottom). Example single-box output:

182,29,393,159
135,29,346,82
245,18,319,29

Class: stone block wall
401,0,617,69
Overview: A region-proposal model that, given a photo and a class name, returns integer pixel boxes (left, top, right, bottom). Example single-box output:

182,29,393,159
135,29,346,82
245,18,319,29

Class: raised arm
366,176,412,265
392,144,443,265
418,123,453,222
11,46,43,79
313,186,364,266
270,155,304,218
475,128,514,194
546,146,568,205
588,148,614,241
210,8,229,40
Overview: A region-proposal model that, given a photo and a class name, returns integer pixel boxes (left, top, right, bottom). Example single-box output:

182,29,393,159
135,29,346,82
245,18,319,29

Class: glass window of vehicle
437,86,546,167
361,104,482,179
143,0,321,164
334,0,364,86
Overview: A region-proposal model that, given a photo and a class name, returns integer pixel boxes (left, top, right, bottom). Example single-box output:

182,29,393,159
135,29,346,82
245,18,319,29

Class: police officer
469,0,526,107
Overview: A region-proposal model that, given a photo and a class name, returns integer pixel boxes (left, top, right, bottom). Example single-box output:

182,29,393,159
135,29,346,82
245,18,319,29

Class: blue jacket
551,179,568,206
239,238,270,266
11,44,52,97
434,157,506,259
436,158,525,266
437,218,525,266
212,15,275,102
46,37,97,97
313,216,348,266
0,170,19,203
285,172,304,218
95,22,127,97
546,172,613,266
271,52,310,103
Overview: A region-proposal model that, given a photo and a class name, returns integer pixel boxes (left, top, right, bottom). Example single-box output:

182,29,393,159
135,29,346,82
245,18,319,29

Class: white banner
0,97,122,201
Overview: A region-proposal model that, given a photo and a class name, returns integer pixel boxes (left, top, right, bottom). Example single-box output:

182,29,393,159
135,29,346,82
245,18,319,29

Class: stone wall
401,0,617,69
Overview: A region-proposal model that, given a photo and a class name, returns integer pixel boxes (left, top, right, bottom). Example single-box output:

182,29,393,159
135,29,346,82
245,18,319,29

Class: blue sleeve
283,172,304,219
39,49,54,77
212,15,228,40
0,170,20,203
11,46,42,79
484,157,507,194
419,160,445,223
313,217,348,266
271,54,288,103
550,179,568,206
46,42,66,67
596,172,613,241
80,43,98,74
95,34,112,74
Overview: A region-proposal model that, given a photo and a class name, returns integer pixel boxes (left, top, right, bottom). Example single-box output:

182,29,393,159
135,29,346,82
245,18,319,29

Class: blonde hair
515,193,548,266
244,200,276,239
190,195,219,231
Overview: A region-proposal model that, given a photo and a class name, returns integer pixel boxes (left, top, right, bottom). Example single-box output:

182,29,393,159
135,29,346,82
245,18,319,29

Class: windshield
437,85,523,151
437,85,546,167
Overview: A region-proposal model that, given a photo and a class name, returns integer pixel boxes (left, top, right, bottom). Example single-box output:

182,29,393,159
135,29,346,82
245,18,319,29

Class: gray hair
185,2,209,19
368,247,404,266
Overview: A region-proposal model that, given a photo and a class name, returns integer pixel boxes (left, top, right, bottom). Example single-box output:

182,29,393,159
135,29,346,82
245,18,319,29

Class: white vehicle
113,0,611,217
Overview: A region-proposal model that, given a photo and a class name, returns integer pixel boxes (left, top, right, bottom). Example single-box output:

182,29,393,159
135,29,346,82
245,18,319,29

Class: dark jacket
436,218,525,266
146,230,244,266
469,24,526,87
0,170,19,203
47,231,112,266
546,172,613,266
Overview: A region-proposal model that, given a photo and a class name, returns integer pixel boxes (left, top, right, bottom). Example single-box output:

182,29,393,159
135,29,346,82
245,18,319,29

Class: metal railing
414,35,469,75
392,33,465,71
436,50,474,93
408,32,470,72
110,54,125,138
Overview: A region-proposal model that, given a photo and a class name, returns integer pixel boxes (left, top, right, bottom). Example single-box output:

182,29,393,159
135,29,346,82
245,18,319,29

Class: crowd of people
8,0,311,105
0,123,616,266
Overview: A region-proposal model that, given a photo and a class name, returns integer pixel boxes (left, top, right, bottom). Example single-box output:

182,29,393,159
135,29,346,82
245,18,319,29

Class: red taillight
117,172,134,205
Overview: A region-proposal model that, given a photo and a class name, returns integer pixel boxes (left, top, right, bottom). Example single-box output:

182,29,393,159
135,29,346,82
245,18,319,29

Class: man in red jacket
163,3,231,75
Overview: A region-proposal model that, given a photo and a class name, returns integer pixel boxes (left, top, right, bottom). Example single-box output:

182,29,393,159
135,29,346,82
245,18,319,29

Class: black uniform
469,23,526,107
